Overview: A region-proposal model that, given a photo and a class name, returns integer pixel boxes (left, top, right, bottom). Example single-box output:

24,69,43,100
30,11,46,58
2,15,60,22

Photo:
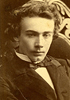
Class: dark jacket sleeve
0,77,18,100
57,58,70,78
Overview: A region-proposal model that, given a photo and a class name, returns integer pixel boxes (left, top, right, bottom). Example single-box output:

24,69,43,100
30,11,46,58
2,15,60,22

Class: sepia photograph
0,0,70,100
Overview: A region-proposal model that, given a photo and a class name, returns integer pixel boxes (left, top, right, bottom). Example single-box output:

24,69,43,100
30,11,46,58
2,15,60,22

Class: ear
12,37,20,48
13,37,19,42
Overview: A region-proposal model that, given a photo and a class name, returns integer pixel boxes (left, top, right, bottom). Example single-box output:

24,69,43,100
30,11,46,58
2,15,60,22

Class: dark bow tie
30,63,44,70
30,56,52,70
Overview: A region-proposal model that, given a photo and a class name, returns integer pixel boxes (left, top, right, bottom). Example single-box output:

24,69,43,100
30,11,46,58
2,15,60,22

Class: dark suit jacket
0,54,70,100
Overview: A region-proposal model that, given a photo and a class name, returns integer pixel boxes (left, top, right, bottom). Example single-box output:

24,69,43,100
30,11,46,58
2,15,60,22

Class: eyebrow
25,30,38,34
26,30,53,34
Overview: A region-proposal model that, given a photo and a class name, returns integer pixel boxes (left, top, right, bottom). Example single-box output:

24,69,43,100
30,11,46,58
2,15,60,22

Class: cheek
19,37,28,49
48,38,53,44
21,38,34,50
23,40,30,49
44,37,53,48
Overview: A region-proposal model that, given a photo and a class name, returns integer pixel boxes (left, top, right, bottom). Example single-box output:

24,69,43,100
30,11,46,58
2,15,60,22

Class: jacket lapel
46,59,70,100
13,67,57,100
12,55,57,100
27,68,57,100
12,55,70,100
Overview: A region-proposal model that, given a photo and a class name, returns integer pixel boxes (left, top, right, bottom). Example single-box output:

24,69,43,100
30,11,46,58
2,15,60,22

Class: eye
43,33,51,37
43,32,52,38
26,32,37,37
25,30,38,38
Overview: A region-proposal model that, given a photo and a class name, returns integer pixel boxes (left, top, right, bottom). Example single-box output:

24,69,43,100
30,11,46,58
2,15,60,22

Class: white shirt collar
15,51,31,63
15,50,44,64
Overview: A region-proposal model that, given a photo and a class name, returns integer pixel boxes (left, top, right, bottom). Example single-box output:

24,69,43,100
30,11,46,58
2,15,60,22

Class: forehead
20,17,54,33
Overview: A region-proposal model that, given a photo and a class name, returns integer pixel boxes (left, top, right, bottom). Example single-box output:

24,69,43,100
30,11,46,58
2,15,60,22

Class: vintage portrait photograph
0,0,70,100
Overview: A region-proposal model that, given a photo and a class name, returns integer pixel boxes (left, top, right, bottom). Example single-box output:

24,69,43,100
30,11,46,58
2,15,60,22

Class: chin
31,56,45,63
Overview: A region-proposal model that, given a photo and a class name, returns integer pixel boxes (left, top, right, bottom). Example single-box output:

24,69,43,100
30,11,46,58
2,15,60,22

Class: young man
0,0,70,100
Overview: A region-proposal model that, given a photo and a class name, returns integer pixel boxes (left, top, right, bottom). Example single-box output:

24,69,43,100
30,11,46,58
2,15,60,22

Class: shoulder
0,54,29,79
48,55,70,78
57,58,70,78
47,55,70,66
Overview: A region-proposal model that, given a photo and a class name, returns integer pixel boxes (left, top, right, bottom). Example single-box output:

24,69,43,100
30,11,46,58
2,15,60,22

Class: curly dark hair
5,0,62,41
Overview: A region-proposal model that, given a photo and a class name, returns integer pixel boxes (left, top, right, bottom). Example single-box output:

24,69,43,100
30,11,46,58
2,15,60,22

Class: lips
32,51,45,56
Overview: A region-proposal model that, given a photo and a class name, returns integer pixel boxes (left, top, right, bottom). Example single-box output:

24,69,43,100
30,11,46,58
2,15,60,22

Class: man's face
18,17,54,63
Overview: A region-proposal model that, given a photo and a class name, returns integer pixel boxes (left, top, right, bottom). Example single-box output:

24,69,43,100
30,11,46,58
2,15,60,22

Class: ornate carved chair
46,0,70,59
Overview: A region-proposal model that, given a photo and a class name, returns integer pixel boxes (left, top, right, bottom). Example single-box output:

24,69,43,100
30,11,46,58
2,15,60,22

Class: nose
35,36,43,49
